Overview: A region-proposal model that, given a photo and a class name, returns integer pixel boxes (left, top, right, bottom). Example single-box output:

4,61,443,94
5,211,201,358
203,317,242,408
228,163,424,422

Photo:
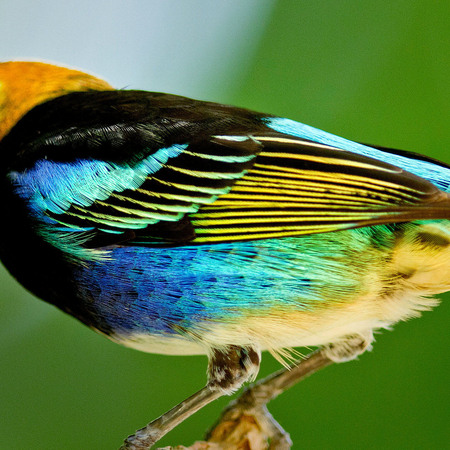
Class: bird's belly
74,221,449,356
107,286,440,356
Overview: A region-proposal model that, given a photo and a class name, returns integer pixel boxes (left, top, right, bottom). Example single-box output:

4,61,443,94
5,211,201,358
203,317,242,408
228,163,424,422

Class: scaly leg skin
202,333,373,449
120,334,371,449
120,345,261,450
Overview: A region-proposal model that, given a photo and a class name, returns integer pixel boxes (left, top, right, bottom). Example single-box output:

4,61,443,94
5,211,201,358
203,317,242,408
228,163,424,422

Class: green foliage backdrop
0,1,448,449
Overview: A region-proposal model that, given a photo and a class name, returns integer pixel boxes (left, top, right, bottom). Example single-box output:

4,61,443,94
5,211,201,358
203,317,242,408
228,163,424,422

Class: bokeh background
0,1,449,449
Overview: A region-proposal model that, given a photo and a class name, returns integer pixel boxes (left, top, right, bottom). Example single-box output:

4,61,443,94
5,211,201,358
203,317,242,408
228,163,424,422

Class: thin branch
158,349,333,450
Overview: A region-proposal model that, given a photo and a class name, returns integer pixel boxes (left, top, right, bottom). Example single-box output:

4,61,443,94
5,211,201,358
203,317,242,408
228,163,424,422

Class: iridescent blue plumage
73,224,412,340
11,143,189,221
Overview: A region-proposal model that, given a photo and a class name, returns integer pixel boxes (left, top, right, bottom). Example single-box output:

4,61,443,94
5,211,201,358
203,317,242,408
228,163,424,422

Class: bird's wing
10,132,263,243
10,127,450,247
184,133,450,243
7,91,449,247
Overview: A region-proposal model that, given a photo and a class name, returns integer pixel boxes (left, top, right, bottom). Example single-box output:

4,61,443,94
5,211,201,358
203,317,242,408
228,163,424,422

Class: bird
0,61,449,449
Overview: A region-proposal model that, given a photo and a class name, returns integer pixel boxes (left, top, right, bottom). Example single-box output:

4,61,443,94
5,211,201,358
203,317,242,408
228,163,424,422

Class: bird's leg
120,385,221,450
203,349,332,449
120,345,261,450
204,333,373,448
227,332,373,407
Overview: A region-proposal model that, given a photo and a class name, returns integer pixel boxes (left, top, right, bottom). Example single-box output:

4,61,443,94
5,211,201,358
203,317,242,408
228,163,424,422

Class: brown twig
158,349,333,450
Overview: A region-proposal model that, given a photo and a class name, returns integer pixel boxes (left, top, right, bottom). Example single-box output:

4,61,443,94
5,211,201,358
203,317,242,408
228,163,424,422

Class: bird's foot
159,404,291,450
119,345,261,449
203,403,292,450
120,337,371,449
175,349,334,449
322,332,373,363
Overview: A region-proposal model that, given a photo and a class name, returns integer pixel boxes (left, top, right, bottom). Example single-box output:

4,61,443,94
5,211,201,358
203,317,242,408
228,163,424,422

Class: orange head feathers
0,61,113,141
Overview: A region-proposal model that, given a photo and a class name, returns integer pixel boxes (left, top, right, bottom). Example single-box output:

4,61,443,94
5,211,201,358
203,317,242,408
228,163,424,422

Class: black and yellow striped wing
7,90,449,247
20,132,449,247
187,134,449,243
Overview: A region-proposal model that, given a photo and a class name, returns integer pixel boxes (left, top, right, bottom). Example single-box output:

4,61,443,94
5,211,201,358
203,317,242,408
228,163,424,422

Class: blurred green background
0,1,449,449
